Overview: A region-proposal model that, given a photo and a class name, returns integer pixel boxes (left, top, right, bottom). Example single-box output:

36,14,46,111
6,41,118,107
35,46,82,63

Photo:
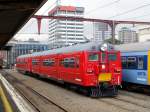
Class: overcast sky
14,0,150,41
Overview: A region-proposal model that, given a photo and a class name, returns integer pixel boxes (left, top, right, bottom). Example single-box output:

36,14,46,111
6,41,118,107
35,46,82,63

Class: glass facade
8,40,48,65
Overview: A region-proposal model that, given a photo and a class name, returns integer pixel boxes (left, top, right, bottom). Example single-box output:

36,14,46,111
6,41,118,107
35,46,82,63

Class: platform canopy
0,0,47,48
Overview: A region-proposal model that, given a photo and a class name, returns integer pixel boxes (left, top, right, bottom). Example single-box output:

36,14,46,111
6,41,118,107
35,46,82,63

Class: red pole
36,16,42,35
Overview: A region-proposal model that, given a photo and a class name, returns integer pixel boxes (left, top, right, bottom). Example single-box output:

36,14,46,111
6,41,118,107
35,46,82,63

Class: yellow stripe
98,73,112,81
0,85,13,112
148,51,150,85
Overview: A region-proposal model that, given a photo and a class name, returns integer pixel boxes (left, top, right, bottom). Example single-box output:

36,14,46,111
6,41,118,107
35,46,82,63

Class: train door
28,57,32,72
74,54,83,84
32,56,40,74
41,55,49,77
100,51,108,73
51,55,58,79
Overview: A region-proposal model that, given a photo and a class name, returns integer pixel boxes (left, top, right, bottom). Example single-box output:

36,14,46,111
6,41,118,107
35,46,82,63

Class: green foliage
104,38,122,45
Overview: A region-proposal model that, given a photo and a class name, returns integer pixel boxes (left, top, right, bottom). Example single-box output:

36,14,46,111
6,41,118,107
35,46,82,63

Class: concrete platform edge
0,73,35,112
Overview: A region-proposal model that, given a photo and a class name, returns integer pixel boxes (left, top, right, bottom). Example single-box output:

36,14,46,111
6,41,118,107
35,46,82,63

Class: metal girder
33,15,150,25
33,15,150,44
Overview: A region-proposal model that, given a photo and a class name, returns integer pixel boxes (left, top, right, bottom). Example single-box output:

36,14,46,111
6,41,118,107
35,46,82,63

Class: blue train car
115,42,150,86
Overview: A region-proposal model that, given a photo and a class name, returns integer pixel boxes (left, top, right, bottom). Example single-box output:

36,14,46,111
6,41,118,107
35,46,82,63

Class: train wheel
102,85,118,97
90,86,102,98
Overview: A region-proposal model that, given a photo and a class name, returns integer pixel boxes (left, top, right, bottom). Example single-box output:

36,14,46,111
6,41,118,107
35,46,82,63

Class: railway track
1,70,68,112
97,97,150,112
97,91,150,112
2,70,150,112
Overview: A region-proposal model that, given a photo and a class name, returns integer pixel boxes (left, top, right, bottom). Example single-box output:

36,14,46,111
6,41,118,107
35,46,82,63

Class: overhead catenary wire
124,12,150,20
108,3,150,19
85,0,120,15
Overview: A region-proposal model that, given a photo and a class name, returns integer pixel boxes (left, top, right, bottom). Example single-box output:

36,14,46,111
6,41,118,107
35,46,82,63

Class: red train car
16,42,122,97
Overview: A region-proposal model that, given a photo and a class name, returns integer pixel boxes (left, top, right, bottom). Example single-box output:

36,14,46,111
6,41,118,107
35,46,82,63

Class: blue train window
127,57,137,69
121,57,127,68
138,56,144,69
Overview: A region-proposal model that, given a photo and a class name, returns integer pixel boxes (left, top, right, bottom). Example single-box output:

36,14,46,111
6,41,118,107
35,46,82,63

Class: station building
7,38,48,66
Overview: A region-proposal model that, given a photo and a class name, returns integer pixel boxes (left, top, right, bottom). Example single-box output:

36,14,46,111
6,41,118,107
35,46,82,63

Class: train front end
86,44,122,97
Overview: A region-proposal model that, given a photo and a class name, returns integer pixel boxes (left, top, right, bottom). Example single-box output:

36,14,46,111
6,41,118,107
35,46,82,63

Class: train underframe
63,82,118,98
88,83,118,97
18,69,118,98
122,81,150,93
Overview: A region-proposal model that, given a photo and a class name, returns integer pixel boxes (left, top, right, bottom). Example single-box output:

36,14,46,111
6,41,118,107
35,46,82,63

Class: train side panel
121,51,148,85
40,54,59,79
31,56,41,74
58,51,85,85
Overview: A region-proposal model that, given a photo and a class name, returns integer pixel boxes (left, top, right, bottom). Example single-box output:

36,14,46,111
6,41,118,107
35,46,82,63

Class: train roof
115,42,150,52
17,42,114,58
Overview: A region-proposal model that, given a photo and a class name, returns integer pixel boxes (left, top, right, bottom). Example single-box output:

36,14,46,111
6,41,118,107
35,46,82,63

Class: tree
104,38,122,45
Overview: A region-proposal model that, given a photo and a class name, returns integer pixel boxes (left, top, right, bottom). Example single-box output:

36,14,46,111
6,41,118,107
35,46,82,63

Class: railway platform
0,71,35,112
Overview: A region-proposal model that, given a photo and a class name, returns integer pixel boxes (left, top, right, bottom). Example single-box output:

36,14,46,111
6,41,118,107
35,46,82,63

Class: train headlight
100,43,108,51
101,64,106,69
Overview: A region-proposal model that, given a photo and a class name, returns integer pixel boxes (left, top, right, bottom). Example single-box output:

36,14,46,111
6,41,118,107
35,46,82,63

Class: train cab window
88,53,99,61
138,56,144,69
108,53,117,61
127,57,137,69
121,57,127,68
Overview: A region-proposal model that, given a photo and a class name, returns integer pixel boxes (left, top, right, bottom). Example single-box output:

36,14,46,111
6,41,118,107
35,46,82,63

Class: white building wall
119,28,138,44
48,6,85,49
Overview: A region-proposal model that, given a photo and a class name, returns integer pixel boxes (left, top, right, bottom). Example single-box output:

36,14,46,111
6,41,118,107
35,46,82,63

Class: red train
16,42,122,97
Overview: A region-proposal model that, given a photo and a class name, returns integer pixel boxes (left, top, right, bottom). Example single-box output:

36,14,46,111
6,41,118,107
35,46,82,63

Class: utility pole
111,21,116,45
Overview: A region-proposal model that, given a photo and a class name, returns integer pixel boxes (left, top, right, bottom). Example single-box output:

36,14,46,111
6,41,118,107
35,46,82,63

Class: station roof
0,0,47,48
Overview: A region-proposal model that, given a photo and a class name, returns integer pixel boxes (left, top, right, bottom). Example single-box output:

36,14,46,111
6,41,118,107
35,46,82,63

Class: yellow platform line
148,51,150,85
0,85,13,112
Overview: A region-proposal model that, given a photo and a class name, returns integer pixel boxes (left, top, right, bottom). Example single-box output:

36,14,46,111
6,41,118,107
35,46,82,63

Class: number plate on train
98,73,112,81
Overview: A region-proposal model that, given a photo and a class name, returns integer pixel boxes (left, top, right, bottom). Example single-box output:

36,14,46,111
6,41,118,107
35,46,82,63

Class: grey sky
36,0,150,20
14,0,150,41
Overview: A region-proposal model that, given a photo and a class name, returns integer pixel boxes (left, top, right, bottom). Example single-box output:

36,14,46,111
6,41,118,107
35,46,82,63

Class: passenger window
61,57,79,68
138,56,144,69
69,58,75,68
88,53,99,61
127,57,137,69
32,59,39,65
121,57,127,68
63,58,69,68
43,59,55,66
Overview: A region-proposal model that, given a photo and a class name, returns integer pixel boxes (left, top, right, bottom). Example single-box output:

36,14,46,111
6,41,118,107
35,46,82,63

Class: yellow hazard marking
0,85,13,112
98,73,112,81
148,51,150,85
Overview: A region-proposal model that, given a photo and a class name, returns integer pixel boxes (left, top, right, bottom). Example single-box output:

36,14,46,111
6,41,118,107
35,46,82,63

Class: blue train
115,42,150,86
